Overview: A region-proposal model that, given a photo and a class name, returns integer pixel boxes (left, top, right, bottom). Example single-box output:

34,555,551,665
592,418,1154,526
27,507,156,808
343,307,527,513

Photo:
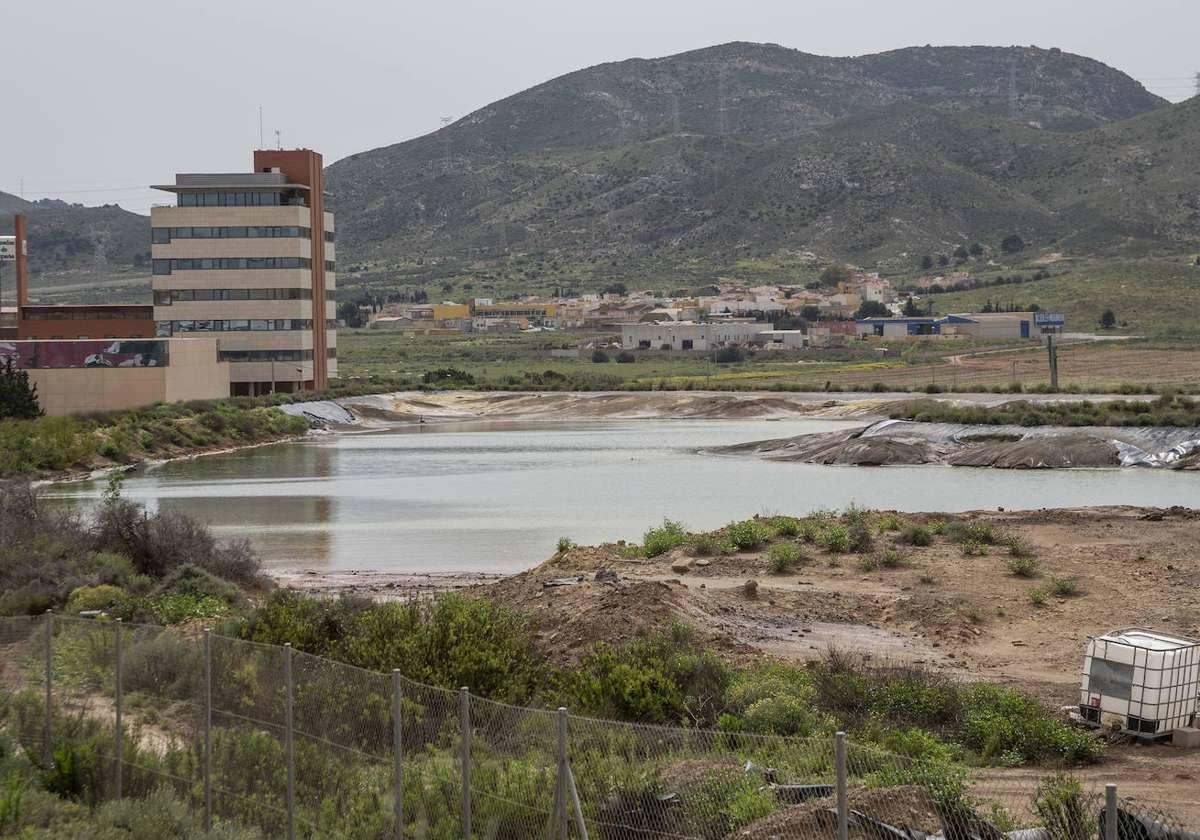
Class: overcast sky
2,0,1195,213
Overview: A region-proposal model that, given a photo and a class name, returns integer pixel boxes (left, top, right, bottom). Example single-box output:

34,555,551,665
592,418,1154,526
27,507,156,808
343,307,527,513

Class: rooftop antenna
275,129,282,150
259,106,264,147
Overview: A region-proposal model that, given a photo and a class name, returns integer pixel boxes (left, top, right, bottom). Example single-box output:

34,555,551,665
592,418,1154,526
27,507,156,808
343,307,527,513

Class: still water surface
47,419,1198,574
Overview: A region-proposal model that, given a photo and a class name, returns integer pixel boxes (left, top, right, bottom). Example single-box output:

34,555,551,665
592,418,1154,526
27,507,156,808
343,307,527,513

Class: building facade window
152,226,310,244
176,191,282,207
156,319,314,336
152,257,312,274
218,349,315,363
324,231,335,243
23,308,152,320
323,260,336,271
154,288,315,304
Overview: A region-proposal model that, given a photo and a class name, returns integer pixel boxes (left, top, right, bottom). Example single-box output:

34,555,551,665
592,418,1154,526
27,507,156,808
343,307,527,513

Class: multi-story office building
151,149,336,395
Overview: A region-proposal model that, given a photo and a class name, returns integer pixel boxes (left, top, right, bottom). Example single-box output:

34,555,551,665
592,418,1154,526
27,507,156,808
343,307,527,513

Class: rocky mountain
324,42,1183,289
0,193,150,279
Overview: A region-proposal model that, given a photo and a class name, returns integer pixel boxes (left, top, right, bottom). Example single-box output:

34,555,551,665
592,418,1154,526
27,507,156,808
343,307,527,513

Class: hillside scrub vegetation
0,479,261,622
0,398,309,478
889,394,1200,427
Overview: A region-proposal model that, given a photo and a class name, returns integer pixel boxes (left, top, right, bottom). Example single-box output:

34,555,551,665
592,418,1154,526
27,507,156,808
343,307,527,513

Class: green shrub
878,548,908,569
821,524,851,553
947,521,996,545
843,504,871,526
1008,556,1040,578
643,519,688,557
689,533,725,557
898,525,932,546
556,536,574,554
960,540,987,557
122,632,204,700
878,728,961,764
1003,534,1036,558
961,685,1102,765
1033,774,1090,840
876,514,904,532
767,542,802,574
1050,577,1082,597
560,624,730,726
149,593,228,625
847,522,873,553
1030,589,1048,607
90,552,136,587
797,520,820,543
742,695,826,737
928,519,949,536
64,585,128,615
726,520,771,551
771,517,802,537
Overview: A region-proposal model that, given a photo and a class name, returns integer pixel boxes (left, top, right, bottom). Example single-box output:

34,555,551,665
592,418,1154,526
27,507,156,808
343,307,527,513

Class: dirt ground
333,389,1161,425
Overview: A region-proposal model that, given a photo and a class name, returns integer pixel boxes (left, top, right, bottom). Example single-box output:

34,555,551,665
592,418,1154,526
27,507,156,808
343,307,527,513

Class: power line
0,185,155,195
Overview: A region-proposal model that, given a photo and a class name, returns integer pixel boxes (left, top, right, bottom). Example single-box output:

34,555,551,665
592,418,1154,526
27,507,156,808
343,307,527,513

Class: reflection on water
47,419,1199,575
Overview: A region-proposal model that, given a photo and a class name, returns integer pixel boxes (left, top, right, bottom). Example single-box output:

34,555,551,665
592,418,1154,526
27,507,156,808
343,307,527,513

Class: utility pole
1046,333,1059,390
1008,54,1019,120
1195,72,1200,98
440,117,453,174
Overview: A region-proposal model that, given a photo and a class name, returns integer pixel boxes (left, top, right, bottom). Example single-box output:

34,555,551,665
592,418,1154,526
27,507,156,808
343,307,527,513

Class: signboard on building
1034,313,1066,327
0,340,168,370
0,237,22,261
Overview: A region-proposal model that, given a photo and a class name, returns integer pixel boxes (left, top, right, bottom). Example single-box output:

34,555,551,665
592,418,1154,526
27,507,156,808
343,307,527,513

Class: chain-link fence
0,612,1194,839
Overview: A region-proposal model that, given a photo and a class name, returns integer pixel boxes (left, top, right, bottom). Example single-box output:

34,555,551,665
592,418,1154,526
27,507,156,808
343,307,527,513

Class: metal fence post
834,731,849,840
43,609,52,766
203,628,213,831
114,618,123,800
285,643,296,840
460,686,471,839
392,669,403,840
1105,784,1118,840
557,708,569,839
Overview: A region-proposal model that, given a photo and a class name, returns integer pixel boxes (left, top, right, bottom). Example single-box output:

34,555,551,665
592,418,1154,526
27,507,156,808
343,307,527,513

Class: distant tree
799,305,822,322
982,300,995,313
603,282,627,296
337,301,366,328
818,264,851,287
0,359,44,419
591,349,610,363
616,351,636,363
1100,308,1117,329
937,254,950,267
712,346,746,364
953,245,970,262
969,242,985,257
855,301,891,319
901,297,921,317
1001,234,1026,254
920,254,934,270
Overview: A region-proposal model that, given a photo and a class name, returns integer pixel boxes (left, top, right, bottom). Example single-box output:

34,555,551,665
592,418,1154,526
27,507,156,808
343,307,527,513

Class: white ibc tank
1079,628,1200,735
